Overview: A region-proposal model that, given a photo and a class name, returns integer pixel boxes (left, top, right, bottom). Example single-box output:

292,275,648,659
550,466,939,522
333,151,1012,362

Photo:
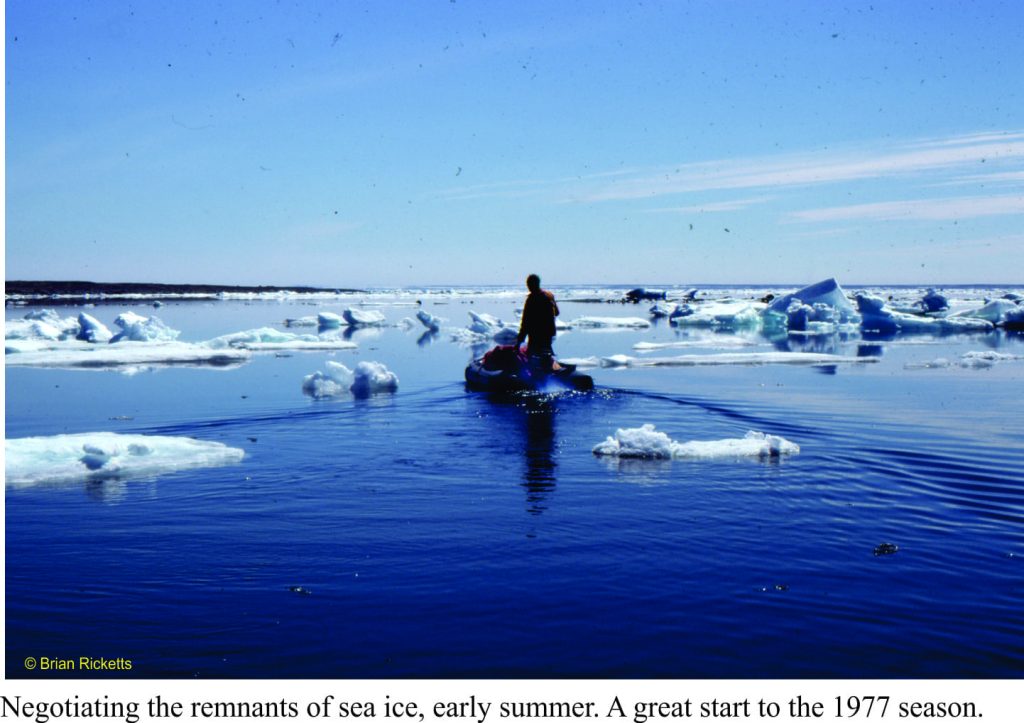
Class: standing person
516,274,560,370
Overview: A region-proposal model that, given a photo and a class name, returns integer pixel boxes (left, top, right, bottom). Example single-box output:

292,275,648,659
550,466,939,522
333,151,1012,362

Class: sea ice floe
906,350,1024,369
284,315,320,327
451,311,519,345
302,361,398,399
948,298,1019,326
76,312,113,343
569,316,651,329
633,338,758,351
110,312,181,342
342,308,387,327
670,301,764,329
5,432,245,488
596,352,879,367
205,327,358,351
416,309,443,332
4,341,252,369
625,288,667,302
593,425,799,460
649,302,677,318
856,294,994,333
919,289,950,313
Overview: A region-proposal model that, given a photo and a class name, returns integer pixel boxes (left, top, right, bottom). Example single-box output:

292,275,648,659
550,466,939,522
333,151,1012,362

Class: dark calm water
5,288,1024,678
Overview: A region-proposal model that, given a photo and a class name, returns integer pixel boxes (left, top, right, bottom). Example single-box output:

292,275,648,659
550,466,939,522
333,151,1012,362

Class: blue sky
5,0,1024,286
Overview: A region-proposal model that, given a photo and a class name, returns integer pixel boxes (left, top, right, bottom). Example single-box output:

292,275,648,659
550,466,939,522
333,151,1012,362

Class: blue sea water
5,287,1024,678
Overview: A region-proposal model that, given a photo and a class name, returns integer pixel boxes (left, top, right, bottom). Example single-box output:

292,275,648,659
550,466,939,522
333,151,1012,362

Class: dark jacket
517,290,559,348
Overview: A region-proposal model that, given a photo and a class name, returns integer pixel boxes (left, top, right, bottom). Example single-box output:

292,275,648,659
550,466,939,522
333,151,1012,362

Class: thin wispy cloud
788,194,1024,223
434,131,1024,206
572,133,1024,203
641,196,775,214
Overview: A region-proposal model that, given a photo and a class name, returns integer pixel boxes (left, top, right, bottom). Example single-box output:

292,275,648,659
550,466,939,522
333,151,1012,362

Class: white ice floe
342,308,387,327
76,312,113,343
569,316,651,329
5,341,251,369
204,327,358,352
416,309,443,332
907,350,1024,369
593,425,799,460
856,294,994,333
670,301,764,329
110,312,181,342
633,338,758,351
5,432,245,488
949,298,1020,326
450,311,519,345
302,361,398,399
596,352,879,367
284,315,320,327
649,302,677,318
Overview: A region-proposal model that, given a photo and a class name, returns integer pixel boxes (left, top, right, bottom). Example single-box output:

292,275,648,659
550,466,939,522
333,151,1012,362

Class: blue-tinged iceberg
856,294,994,333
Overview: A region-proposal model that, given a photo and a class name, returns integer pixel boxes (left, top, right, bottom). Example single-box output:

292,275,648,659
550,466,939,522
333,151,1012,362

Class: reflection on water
520,397,557,515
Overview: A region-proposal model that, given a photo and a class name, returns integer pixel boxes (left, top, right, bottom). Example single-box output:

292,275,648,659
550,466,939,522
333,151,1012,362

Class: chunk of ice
416,309,442,332
857,293,994,333
343,308,387,327
767,278,858,324
77,312,113,343
205,327,358,351
598,352,879,367
593,424,799,460
110,312,181,342
5,432,245,487
5,342,251,369
569,316,651,329
302,360,398,399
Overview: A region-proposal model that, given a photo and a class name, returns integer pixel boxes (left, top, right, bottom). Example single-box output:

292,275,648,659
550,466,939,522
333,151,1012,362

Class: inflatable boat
465,345,593,393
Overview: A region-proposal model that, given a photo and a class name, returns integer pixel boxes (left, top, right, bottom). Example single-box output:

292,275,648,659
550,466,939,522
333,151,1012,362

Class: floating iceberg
342,308,387,327
110,312,181,342
597,352,879,367
949,298,1019,326
5,432,245,488
593,425,799,460
1003,306,1024,330
451,311,519,345
633,337,758,351
569,316,651,329
76,312,113,343
766,278,859,324
670,301,764,329
649,302,677,318
205,327,358,352
906,351,1024,369
625,288,667,302
302,361,398,399
5,341,251,369
284,315,320,327
919,289,950,313
416,309,442,332
857,294,994,333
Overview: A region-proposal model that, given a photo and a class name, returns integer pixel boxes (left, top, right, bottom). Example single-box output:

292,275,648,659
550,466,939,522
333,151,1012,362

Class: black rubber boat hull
465,360,593,392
